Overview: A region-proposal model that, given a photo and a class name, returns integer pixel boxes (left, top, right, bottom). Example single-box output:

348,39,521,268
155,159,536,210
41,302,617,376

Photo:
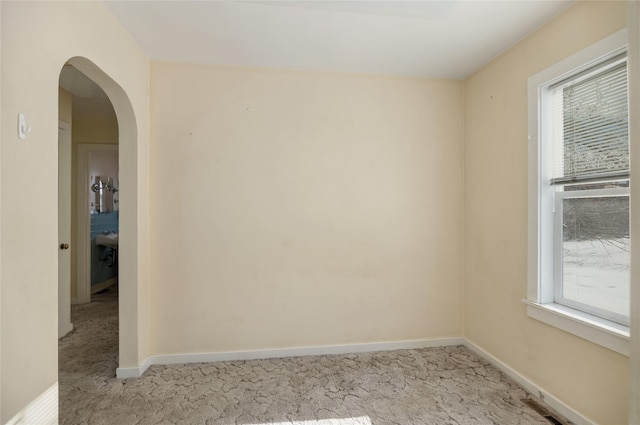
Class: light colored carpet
59,288,568,425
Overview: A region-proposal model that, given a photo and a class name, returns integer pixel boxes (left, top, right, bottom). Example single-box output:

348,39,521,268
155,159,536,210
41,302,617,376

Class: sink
95,233,118,248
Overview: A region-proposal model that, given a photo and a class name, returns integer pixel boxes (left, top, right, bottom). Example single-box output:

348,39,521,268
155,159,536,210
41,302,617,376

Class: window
527,30,630,355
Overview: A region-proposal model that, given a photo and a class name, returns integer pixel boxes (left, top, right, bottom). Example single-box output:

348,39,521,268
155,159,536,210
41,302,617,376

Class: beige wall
70,96,119,300
464,1,628,423
2,1,635,423
58,88,72,124
0,1,149,422
150,62,464,355
72,97,118,144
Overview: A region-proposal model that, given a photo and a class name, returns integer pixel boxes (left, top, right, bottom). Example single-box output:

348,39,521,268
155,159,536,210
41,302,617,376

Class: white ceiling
106,0,574,79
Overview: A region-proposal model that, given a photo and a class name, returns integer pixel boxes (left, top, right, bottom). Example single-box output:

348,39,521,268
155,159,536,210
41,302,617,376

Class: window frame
526,29,630,356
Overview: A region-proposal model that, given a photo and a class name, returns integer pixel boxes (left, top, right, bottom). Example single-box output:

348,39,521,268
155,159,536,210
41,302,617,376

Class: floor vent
521,399,566,425
545,417,564,425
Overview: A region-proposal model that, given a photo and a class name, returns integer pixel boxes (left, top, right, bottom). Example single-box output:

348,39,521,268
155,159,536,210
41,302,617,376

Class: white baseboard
117,337,464,379
115,366,141,379
116,355,153,379
463,339,593,425
6,383,57,425
115,337,592,425
58,322,74,339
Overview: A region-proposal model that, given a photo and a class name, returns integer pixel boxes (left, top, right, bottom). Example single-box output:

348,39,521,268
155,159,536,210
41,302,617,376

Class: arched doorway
58,56,140,376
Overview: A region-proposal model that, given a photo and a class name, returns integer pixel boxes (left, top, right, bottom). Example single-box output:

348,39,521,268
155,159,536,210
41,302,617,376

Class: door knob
60,243,69,250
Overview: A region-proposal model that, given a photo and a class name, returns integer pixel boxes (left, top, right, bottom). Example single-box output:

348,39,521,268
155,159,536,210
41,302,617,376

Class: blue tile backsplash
91,211,119,238
91,211,118,286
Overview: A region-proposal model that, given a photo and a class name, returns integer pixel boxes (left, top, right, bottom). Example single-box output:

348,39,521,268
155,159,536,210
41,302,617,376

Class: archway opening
56,56,140,387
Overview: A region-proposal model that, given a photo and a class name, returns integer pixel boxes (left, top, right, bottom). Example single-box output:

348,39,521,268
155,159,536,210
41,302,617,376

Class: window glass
560,194,630,321
549,58,629,183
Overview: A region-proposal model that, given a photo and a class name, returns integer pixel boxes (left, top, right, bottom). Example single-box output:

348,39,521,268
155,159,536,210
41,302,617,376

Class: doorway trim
76,143,119,305
58,120,73,337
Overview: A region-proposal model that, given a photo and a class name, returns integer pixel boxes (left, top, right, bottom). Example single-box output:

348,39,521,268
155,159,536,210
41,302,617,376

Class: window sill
522,299,629,356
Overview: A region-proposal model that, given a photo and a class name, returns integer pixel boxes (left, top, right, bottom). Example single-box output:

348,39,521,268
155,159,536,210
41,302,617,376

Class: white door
58,121,73,338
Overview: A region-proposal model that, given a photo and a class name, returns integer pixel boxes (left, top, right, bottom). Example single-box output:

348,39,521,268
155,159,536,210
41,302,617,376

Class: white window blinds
549,54,629,184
